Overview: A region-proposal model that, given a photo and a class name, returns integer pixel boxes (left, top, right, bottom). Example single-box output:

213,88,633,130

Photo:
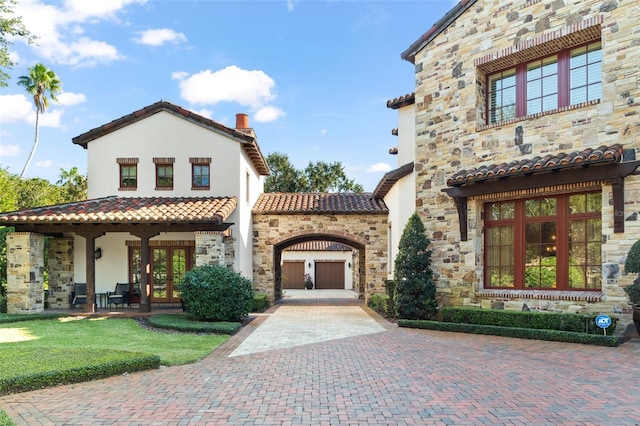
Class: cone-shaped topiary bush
624,240,640,306
393,212,437,319
179,265,254,322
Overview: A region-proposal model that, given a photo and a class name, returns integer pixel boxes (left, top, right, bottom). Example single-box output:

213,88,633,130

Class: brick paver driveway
2,293,640,425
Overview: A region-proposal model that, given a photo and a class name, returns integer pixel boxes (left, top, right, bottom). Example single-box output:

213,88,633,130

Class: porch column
47,237,74,309
6,232,45,314
77,232,105,313
131,231,158,313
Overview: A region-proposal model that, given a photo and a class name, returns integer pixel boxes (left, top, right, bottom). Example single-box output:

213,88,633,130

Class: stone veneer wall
411,0,640,315
6,232,45,314
195,231,234,268
47,237,74,309
252,213,388,302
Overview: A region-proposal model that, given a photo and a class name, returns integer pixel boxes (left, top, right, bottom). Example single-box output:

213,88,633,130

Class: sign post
595,314,612,336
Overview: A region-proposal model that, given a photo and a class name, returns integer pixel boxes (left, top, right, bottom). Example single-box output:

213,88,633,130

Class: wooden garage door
315,261,345,289
282,261,305,289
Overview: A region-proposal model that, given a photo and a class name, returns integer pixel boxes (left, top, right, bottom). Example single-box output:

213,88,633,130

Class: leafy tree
57,167,87,202
17,63,62,178
264,152,307,192
393,213,437,319
264,152,363,193
0,0,35,87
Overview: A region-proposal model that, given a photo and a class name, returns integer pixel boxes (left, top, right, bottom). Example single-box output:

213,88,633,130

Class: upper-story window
117,158,138,191
154,157,175,190
190,157,211,190
487,41,601,124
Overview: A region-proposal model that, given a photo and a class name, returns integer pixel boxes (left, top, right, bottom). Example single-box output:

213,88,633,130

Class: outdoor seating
71,282,87,308
106,283,131,307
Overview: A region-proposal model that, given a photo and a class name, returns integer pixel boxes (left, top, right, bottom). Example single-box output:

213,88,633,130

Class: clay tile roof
372,162,414,200
72,100,270,176
386,93,415,109
286,241,353,251
252,193,388,214
447,144,624,187
0,196,237,224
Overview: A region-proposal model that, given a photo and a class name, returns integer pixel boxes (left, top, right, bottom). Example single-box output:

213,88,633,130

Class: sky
0,0,456,192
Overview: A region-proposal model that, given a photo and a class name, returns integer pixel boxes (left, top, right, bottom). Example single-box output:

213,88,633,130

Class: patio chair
107,283,131,307
71,283,87,308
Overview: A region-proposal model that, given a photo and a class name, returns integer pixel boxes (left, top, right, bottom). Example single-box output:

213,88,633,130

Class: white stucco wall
396,105,416,166
282,250,354,289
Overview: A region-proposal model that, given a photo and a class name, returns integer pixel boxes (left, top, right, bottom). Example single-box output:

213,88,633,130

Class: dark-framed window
487,41,601,124
156,164,173,189
120,164,137,189
484,192,602,290
192,164,210,189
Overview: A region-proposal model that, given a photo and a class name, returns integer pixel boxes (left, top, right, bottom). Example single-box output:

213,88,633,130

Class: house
281,241,355,290
394,0,640,314
1,101,269,312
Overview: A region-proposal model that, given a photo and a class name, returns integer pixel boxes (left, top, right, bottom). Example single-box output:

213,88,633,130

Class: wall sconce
94,248,102,260
308,262,312,268
348,262,351,268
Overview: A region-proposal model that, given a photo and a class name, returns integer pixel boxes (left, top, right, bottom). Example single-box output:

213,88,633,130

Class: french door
129,245,194,303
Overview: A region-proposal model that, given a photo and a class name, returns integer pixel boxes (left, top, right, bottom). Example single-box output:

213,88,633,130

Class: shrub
439,307,617,335
252,294,269,312
367,293,390,316
625,240,640,274
397,320,619,347
0,295,6,314
179,265,254,322
384,280,396,318
148,314,241,335
393,213,437,319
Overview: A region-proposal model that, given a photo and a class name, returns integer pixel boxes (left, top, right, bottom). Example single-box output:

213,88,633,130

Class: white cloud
57,92,86,106
13,0,146,67
0,95,34,124
193,108,213,119
0,94,64,127
177,65,284,122
133,28,187,46
320,129,327,136
0,145,20,157
171,71,189,81
35,160,53,168
254,106,285,123
367,162,392,173
287,0,297,12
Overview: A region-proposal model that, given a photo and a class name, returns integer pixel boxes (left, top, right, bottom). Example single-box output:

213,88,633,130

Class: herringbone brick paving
1,294,639,425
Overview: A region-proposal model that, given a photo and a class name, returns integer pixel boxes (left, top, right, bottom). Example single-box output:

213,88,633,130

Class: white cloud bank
367,162,392,173
174,65,285,123
133,28,187,46
0,94,64,127
13,0,147,67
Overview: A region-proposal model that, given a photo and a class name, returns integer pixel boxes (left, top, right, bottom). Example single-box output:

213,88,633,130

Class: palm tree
17,63,62,178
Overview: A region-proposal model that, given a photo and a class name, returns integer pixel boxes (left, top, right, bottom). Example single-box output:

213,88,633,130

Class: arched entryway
273,233,366,300
252,192,389,304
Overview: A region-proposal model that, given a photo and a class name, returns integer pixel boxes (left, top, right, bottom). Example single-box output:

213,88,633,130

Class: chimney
235,113,249,129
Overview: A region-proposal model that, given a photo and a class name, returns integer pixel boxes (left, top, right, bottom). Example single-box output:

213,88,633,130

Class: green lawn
0,316,229,367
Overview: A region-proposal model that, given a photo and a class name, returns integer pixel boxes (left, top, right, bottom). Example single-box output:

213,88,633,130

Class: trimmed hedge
252,294,269,312
397,319,620,347
0,313,66,324
147,314,242,335
440,307,617,335
367,293,388,314
0,350,160,395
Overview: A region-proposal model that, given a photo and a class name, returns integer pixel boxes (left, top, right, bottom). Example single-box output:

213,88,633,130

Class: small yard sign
595,314,612,336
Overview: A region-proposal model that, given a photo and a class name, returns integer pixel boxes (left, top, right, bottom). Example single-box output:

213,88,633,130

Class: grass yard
0,316,229,367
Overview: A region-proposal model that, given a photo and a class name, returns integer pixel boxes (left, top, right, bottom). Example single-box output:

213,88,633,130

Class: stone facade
47,237,74,309
411,0,640,315
6,232,45,314
195,231,235,269
252,213,388,302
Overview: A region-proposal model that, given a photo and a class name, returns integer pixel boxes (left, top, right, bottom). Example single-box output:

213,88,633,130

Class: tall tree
0,0,35,87
57,167,87,202
17,63,62,178
393,213,437,319
264,152,363,193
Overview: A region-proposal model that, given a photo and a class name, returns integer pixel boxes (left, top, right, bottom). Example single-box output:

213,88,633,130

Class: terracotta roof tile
72,101,270,176
387,93,415,109
286,241,353,251
447,144,623,187
253,193,387,214
0,196,237,224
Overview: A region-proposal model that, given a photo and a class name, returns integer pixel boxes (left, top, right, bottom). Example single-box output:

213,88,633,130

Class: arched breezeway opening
273,232,367,301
